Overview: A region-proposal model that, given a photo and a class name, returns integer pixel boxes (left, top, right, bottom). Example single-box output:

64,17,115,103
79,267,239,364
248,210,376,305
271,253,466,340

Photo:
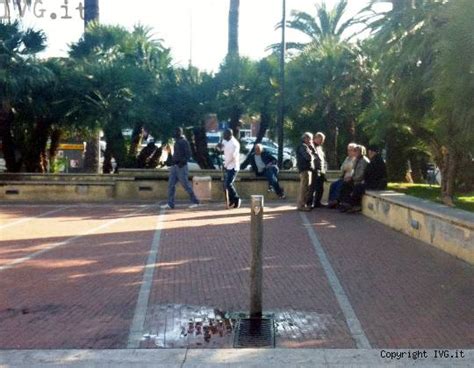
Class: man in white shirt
220,128,241,208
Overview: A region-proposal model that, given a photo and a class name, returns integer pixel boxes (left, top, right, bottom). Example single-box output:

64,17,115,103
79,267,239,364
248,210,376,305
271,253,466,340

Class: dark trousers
329,179,343,202
308,172,325,206
167,164,199,208
339,181,354,204
263,166,283,196
340,181,365,207
350,183,366,206
225,169,240,205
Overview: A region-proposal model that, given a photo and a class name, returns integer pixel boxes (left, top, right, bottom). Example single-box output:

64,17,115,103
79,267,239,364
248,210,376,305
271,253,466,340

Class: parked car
263,147,296,170
242,137,294,156
206,132,221,149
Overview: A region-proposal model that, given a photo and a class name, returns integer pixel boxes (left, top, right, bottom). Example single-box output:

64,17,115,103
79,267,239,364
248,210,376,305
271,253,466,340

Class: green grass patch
388,183,474,213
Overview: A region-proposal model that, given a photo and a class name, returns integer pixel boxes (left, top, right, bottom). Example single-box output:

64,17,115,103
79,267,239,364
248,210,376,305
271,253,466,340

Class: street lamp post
277,0,286,169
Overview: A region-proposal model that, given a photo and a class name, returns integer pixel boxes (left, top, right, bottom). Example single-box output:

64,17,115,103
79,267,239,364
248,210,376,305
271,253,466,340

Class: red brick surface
144,205,354,348
306,209,474,348
0,205,157,348
0,203,472,349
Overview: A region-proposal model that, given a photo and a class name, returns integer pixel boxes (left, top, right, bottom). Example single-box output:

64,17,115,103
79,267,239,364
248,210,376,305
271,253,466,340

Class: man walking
220,128,241,209
160,127,200,209
296,132,314,211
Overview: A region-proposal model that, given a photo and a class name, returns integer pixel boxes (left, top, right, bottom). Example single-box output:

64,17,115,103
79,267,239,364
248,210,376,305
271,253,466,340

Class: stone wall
363,191,474,265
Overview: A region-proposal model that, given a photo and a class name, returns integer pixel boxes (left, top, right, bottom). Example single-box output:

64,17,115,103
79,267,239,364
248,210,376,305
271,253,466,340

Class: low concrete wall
2,172,472,264
0,181,116,202
0,170,339,203
362,191,474,265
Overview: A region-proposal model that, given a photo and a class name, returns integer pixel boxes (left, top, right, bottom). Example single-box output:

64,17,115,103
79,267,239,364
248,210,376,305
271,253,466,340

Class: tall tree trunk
0,105,21,172
240,107,271,170
127,123,144,167
48,128,62,172
24,119,50,173
228,0,240,58
192,124,214,169
440,146,456,206
83,131,101,173
82,0,101,173
103,124,126,174
229,105,242,141
84,0,99,27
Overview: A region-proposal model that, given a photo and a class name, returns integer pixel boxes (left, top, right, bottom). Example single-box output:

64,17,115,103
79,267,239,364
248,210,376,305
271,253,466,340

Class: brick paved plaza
0,202,473,353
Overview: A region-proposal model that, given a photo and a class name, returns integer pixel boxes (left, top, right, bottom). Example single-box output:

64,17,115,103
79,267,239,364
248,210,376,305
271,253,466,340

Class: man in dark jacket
296,132,314,211
246,144,285,199
344,144,387,213
365,145,388,190
160,127,200,209
307,132,327,208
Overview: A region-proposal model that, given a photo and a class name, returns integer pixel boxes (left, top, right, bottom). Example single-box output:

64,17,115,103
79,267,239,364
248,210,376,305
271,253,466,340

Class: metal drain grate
233,318,275,348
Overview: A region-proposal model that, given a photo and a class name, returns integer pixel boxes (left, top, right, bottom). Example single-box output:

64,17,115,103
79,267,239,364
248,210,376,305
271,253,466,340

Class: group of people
296,132,387,213
159,127,387,212
159,127,287,210
296,132,328,211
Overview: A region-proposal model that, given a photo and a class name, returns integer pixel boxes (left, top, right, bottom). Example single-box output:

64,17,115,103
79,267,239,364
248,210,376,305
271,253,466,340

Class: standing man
296,132,314,211
161,127,200,209
308,132,327,208
221,128,241,209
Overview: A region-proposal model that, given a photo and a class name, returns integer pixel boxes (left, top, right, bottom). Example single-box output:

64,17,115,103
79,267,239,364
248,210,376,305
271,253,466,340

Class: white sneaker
160,204,173,209
188,203,200,209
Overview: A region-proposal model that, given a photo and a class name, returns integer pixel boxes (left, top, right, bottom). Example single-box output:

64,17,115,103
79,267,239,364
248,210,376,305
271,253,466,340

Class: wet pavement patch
140,306,236,348
140,304,337,348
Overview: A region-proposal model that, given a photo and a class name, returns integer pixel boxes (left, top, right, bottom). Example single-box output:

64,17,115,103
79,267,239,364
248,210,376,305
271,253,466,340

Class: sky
3,0,387,72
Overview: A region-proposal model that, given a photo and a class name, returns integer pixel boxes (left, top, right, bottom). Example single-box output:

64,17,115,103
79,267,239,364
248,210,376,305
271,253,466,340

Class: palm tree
70,24,172,172
0,21,48,172
82,0,101,172
84,0,99,26
433,0,474,201
285,0,355,50
228,0,240,58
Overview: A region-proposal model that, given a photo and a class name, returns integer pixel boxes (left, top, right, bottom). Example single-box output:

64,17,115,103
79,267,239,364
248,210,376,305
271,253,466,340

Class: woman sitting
327,143,357,208
339,145,370,213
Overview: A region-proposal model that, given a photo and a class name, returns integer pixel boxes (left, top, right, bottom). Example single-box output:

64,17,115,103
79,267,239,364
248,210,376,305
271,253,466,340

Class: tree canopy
1,0,473,204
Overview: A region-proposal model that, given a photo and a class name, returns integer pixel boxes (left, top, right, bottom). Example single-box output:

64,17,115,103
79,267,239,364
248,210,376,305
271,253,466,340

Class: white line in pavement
300,212,372,349
127,208,166,349
0,205,152,273
0,206,72,231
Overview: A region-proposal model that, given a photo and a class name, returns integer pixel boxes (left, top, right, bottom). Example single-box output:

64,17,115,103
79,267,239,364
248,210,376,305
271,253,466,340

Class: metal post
250,195,264,318
277,0,286,169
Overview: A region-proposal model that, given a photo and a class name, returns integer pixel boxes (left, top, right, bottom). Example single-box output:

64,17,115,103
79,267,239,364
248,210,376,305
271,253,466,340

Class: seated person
365,145,388,190
244,144,286,199
339,144,369,213
136,139,163,169
327,143,357,208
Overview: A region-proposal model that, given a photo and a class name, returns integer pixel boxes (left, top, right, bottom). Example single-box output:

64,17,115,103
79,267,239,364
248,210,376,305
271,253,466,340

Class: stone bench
362,191,474,265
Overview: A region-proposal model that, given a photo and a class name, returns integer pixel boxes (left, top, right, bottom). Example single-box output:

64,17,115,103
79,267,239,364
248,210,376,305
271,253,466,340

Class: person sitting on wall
339,144,369,213
327,143,357,209
365,145,388,190
243,144,286,199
